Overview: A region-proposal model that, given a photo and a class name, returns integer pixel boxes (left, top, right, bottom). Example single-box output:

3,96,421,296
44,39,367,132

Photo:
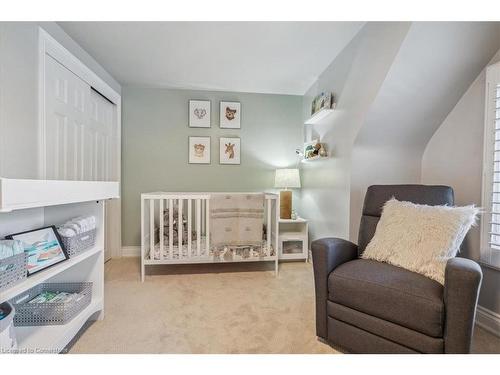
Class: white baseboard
121,246,140,257
476,305,500,337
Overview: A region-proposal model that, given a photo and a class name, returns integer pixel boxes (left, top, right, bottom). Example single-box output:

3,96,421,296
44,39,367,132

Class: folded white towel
57,215,96,237
0,240,24,260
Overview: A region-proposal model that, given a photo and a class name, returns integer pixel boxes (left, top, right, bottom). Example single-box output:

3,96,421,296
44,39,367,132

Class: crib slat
206,198,210,254
149,199,154,261
187,199,192,257
159,199,164,260
196,199,201,256
169,198,173,259
178,198,183,257
266,198,271,255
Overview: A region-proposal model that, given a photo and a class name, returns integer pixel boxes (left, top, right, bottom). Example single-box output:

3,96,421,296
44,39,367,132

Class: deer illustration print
225,143,235,159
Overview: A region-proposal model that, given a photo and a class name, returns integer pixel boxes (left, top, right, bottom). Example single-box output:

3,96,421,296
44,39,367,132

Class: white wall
300,22,411,242
422,49,500,314
0,22,120,179
350,22,500,241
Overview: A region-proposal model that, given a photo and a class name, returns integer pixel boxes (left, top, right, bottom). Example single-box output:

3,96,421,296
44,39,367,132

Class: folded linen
0,240,25,272
57,216,96,238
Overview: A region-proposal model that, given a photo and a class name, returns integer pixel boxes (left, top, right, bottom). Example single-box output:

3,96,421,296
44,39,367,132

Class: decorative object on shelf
189,100,211,128
57,216,97,258
304,139,322,159
0,240,27,292
291,210,298,220
0,301,17,351
311,92,334,115
274,168,301,219
220,101,241,129
11,282,92,326
319,144,327,157
219,137,241,164
188,136,211,164
6,226,68,276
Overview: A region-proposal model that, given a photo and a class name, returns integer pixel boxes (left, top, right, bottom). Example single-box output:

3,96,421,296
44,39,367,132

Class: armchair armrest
311,238,358,339
443,257,482,353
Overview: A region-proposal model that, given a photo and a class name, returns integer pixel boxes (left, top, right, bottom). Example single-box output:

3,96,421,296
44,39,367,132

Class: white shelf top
1,245,102,302
0,178,120,212
14,298,103,352
279,217,307,223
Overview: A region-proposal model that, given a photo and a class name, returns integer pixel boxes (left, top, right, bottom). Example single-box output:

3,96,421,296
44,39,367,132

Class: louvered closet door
44,55,118,181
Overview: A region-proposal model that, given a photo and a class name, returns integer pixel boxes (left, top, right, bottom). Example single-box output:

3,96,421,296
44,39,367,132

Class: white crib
140,192,279,281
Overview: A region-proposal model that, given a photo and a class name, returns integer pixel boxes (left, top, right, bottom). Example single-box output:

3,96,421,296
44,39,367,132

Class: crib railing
140,192,279,281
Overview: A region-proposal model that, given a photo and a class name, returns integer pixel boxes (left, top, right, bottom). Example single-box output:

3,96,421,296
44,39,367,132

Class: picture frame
188,136,211,164
311,92,334,115
219,137,241,165
220,101,241,129
6,225,68,276
189,100,211,128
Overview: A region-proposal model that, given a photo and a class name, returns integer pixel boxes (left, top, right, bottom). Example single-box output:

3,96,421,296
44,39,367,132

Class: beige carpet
69,258,500,354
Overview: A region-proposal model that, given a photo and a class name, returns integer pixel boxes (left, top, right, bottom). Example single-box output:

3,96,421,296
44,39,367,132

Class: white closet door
44,54,90,180
88,89,118,181
44,54,118,182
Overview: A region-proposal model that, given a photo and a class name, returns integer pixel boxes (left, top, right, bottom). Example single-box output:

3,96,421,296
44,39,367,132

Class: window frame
480,61,500,269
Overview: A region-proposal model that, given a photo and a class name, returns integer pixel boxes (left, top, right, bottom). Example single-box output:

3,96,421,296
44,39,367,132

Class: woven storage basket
60,228,97,258
0,252,27,292
11,282,92,326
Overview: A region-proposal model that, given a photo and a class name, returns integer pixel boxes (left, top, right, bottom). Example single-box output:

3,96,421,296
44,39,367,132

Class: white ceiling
58,22,364,95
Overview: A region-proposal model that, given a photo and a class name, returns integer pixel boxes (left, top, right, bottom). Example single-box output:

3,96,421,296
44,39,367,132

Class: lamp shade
274,168,301,189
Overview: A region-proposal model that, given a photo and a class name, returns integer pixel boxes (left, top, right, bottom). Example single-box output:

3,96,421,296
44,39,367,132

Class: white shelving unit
278,218,309,261
0,178,119,353
0,178,119,212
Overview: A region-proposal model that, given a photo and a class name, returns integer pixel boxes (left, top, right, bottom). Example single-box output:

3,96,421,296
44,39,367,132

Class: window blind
490,84,500,250
481,63,500,268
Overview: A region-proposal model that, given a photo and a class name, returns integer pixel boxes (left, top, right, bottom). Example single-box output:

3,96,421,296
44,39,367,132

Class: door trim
38,27,122,258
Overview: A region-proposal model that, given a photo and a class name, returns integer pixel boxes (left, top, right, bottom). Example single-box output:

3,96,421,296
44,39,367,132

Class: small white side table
278,217,309,261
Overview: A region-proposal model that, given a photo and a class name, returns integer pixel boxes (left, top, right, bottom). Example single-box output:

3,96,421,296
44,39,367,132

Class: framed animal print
189,136,211,164
220,101,241,129
189,100,211,128
219,137,240,165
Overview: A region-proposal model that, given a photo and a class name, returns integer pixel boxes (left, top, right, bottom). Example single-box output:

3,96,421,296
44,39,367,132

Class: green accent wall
121,87,302,246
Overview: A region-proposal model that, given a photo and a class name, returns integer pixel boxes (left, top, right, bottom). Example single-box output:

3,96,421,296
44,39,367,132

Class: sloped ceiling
58,21,364,95
354,22,500,152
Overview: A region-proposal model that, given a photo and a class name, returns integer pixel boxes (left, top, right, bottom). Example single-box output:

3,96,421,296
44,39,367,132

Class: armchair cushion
328,259,444,337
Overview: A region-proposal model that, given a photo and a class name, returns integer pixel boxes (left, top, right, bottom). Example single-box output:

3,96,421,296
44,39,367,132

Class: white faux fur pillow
362,198,479,284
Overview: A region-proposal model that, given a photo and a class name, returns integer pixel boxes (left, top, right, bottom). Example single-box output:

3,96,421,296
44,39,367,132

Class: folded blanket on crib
210,193,264,249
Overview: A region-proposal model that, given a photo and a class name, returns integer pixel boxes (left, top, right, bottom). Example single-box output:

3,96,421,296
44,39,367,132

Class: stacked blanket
210,193,264,250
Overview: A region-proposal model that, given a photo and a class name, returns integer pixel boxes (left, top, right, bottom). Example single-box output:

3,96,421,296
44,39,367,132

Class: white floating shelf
304,107,335,125
1,245,102,302
0,178,120,212
301,155,328,163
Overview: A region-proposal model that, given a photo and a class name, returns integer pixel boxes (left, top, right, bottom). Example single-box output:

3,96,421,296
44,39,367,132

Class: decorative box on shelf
306,92,336,125
278,217,308,261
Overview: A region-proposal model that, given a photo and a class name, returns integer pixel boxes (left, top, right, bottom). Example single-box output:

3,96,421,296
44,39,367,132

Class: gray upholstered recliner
312,185,482,354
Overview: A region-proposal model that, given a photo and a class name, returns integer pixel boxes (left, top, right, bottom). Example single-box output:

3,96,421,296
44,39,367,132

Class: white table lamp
274,168,301,219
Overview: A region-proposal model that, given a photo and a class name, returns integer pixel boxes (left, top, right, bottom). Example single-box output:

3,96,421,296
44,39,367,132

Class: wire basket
0,252,27,292
10,282,92,326
60,228,97,258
